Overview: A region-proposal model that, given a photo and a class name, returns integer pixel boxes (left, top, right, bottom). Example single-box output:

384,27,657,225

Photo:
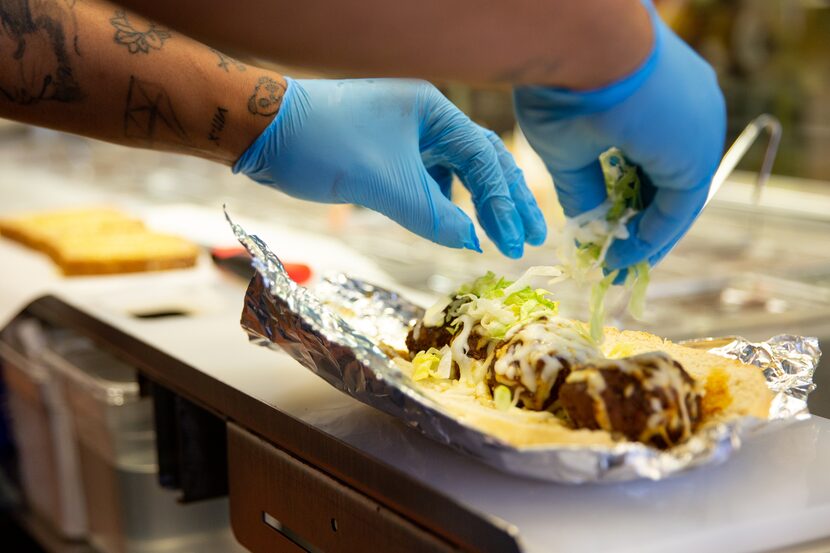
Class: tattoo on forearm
209,48,245,73
0,0,82,104
62,0,81,56
208,106,228,145
110,10,170,54
124,76,189,145
247,77,284,117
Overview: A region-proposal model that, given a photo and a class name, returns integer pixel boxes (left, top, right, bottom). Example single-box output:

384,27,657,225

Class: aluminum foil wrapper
230,215,821,483
706,335,820,420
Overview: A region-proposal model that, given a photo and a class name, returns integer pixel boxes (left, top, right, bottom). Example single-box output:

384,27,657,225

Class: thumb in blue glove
514,0,726,272
234,78,547,258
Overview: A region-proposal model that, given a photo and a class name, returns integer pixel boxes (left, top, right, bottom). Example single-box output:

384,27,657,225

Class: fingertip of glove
504,243,524,259
478,197,526,258
525,214,547,246
439,208,481,253
526,235,546,248
464,227,482,253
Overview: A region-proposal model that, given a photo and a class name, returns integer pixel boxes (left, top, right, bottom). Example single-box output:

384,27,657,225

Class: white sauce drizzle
566,353,698,443
493,319,599,394
451,315,475,382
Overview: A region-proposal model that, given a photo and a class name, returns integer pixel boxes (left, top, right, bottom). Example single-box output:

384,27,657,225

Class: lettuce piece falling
555,148,651,342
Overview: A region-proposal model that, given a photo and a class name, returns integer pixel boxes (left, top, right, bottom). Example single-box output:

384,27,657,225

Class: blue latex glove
513,1,726,272
234,78,546,258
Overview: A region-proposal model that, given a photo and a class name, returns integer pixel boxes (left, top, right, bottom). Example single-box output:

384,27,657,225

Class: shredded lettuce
589,271,617,342
504,287,557,311
603,149,643,219
456,271,511,299
493,385,512,411
553,148,651,342
411,346,453,381
423,294,453,327
447,268,560,340
412,348,443,381
502,266,562,295
626,261,650,320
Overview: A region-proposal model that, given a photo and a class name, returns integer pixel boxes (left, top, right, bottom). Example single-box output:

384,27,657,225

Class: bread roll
405,326,772,449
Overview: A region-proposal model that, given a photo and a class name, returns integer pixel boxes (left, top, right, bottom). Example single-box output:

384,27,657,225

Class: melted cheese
566,353,700,446
493,319,599,394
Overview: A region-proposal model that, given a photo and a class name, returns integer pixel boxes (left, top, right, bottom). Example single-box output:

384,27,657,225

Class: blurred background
450,0,830,182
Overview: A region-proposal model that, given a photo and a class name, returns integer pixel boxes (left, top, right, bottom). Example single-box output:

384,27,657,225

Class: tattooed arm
0,0,282,165
0,0,549,255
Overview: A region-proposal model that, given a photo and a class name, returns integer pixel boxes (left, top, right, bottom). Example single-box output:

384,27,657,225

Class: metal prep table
1,167,830,553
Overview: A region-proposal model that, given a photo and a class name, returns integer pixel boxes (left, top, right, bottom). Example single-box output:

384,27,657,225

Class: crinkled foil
707,335,820,420
229,214,821,483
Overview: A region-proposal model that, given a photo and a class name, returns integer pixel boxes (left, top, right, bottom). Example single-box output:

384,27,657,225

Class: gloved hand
234,78,546,258
513,1,726,272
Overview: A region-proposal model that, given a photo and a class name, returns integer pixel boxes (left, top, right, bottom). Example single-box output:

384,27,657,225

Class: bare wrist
557,0,654,91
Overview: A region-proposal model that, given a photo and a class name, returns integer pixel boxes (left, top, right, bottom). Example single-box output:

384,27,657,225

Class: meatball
464,327,491,360
488,319,598,411
488,354,571,411
405,319,453,358
405,295,474,358
406,317,494,382
559,352,702,449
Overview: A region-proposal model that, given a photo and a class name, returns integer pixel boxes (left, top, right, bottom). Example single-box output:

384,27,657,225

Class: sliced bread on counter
0,207,198,275
52,231,200,275
0,207,141,250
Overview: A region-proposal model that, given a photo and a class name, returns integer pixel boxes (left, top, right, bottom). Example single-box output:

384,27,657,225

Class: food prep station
1,130,830,553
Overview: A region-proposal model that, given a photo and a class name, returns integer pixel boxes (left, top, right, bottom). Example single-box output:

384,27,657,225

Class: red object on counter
210,246,249,260
210,246,312,284
283,262,312,284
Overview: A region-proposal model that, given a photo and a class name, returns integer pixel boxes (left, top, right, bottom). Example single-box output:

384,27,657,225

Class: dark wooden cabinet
227,423,457,553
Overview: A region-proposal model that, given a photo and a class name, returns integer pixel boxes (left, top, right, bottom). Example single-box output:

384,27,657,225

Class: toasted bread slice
0,207,144,253
1,207,198,276
52,231,199,276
